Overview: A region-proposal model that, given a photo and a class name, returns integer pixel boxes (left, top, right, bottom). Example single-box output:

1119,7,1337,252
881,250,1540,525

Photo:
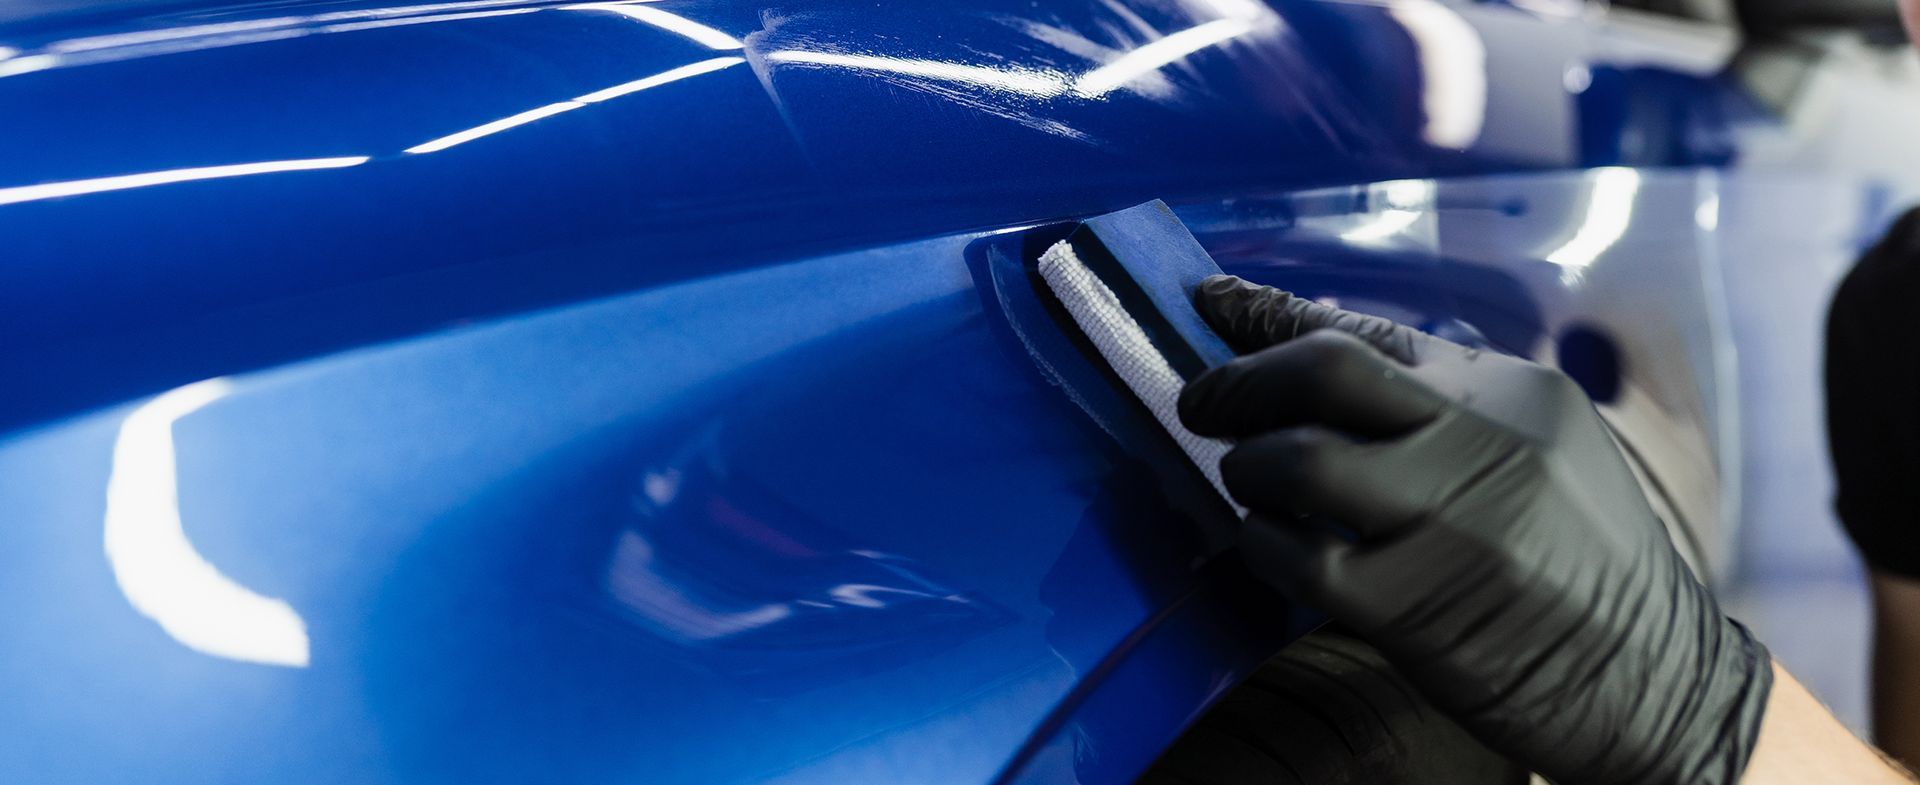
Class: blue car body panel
0,0,1912,782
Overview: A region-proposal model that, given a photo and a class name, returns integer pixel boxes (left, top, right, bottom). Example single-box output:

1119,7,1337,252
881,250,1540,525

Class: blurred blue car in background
3,0,1918,781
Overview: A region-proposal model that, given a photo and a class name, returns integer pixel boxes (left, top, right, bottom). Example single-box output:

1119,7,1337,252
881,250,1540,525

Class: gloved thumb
1237,511,1355,601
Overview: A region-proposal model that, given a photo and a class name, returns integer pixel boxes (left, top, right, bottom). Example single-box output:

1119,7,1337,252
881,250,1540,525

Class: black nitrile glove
1178,276,1773,785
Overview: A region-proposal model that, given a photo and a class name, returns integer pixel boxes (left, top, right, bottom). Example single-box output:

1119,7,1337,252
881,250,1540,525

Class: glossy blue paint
1,0,1916,782
0,0,1607,432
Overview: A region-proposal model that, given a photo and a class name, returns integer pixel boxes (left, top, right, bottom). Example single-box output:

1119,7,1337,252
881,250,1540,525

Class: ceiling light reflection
321,7,538,34
6,0,554,78
304,0,554,23
766,50,1071,97
404,101,583,154
1387,0,1487,149
0,54,58,77
1341,210,1422,243
1338,179,1434,243
1563,63,1593,94
1696,192,1720,232
1381,179,1434,209
1072,17,1253,98
1191,0,1271,21
574,56,743,102
51,16,309,53
1506,0,1583,16
1546,168,1641,281
0,156,369,207
405,57,744,153
51,0,547,53
104,379,311,668
566,3,742,49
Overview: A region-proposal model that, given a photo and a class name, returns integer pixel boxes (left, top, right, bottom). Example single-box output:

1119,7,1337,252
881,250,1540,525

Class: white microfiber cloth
1038,240,1245,516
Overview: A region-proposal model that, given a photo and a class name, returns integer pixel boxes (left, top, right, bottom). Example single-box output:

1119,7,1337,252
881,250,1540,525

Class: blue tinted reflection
602,427,1003,667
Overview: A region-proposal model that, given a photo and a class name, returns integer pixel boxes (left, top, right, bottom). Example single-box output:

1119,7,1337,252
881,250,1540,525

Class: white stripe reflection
105,379,311,668
0,156,369,206
403,57,744,153
1072,18,1253,98
566,3,743,49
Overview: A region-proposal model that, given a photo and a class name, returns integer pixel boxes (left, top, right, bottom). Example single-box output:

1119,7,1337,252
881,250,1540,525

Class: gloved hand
1178,276,1773,785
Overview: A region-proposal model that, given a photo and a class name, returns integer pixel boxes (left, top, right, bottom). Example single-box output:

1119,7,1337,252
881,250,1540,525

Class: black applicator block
1060,200,1238,381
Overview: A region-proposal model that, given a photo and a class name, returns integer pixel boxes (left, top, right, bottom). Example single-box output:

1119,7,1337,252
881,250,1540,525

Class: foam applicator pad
1036,200,1243,514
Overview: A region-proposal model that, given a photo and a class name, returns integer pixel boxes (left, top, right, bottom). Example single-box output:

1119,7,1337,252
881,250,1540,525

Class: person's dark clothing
1827,206,1920,579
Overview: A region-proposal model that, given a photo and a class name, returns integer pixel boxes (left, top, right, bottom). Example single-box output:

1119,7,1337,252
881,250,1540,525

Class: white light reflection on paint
1386,0,1486,149
0,156,368,207
1189,0,1272,20
1071,17,1253,98
827,584,938,609
1545,168,1641,283
1696,192,1720,232
0,54,58,78
319,7,539,34
105,379,311,668
48,0,545,53
1380,179,1433,208
1341,210,1421,243
403,101,584,154
1505,0,1583,16
574,56,743,102
1340,180,1433,243
5,1,555,79
1564,63,1593,94
565,3,742,50
49,16,310,53
765,50,1071,97
405,57,744,153
303,0,554,24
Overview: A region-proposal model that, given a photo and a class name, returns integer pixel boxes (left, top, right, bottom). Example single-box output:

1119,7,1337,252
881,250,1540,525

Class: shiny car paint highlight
0,0,1913,783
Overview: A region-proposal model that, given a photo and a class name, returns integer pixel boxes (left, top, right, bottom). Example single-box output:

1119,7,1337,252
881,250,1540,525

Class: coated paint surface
1,0,1915,783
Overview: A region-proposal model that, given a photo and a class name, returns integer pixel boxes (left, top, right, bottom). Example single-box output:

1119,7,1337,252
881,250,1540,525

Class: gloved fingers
1237,511,1354,598
1179,329,1447,440
1220,425,1432,540
1192,275,1422,363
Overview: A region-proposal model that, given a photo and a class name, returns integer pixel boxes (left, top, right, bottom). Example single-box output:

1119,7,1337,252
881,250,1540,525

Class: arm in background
1868,573,1920,771
1745,662,1914,784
